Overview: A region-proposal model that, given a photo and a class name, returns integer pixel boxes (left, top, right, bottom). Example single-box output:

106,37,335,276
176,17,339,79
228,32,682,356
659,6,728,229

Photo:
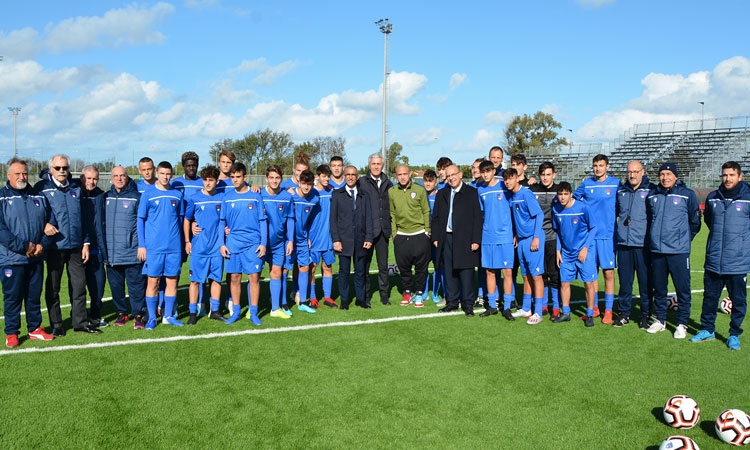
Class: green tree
386,142,408,175
208,138,235,165
504,111,569,155
208,129,294,174
294,136,348,168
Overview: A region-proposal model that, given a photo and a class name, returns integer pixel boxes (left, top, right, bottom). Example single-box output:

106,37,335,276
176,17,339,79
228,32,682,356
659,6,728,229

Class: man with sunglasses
34,154,102,335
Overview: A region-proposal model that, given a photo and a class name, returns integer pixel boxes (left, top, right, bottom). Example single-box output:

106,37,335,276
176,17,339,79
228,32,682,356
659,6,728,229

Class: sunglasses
53,166,70,171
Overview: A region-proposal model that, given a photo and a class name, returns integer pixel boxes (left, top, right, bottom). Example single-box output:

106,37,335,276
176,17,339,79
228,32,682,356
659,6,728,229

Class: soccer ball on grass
715,409,750,446
663,395,700,429
659,435,699,450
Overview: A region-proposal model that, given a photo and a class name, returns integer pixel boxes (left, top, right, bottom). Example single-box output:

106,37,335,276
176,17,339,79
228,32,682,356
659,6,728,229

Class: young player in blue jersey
308,164,338,308
261,165,294,319
470,157,488,307
137,161,185,329
171,151,203,199
328,156,346,189
289,170,320,313
220,163,267,325
551,182,599,327
216,150,236,193
573,154,620,324
504,168,546,325
422,170,445,305
136,157,157,193
183,165,226,324
477,160,516,320
280,153,310,190
435,157,452,191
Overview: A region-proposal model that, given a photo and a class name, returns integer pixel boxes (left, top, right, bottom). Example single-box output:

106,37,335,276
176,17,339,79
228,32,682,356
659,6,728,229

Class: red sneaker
28,327,54,341
310,298,320,308
6,334,19,348
400,291,412,306
594,306,601,317
602,310,613,325
323,297,339,308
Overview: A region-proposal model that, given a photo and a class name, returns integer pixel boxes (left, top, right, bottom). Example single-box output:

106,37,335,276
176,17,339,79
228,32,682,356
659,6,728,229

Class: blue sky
1,0,749,169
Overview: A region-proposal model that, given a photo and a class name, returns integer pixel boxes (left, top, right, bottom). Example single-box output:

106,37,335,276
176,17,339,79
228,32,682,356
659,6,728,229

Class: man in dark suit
358,152,393,305
432,164,483,316
330,166,374,309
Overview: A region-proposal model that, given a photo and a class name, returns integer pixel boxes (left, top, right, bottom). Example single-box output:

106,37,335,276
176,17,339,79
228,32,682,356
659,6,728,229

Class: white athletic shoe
673,324,687,339
647,320,666,334
511,309,532,318
526,313,543,325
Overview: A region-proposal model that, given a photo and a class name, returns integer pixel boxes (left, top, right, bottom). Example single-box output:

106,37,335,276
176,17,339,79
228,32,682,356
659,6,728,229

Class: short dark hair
479,160,495,172
592,154,609,164
330,156,344,164
436,157,453,170
557,181,573,193
266,165,283,177
538,161,556,174
139,156,154,165
502,168,518,180
157,161,173,171
721,161,742,174
423,169,437,181
230,162,247,176
299,170,315,184
511,154,527,165
181,151,199,165
316,164,331,176
199,165,220,179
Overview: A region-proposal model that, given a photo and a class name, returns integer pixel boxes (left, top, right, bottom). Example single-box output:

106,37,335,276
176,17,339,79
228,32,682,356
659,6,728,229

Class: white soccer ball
720,297,733,315
668,295,679,311
663,395,700,429
659,435,700,450
715,409,750,446
387,263,400,276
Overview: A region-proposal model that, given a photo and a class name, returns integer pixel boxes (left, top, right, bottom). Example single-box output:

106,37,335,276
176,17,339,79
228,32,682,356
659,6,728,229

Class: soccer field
1,227,748,449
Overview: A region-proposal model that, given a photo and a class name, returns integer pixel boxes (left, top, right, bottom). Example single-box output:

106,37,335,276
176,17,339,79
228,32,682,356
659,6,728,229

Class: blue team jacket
615,176,655,247
104,178,141,266
81,186,107,259
0,182,50,265
33,169,85,251
646,180,701,255
703,182,750,275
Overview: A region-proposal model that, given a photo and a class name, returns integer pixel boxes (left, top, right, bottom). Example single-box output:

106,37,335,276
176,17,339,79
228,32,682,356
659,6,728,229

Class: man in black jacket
432,165,483,316
358,153,393,305
330,166,374,309
80,165,108,328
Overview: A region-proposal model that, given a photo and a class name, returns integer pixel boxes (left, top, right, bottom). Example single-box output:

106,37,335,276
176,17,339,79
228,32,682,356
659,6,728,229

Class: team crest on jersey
216,204,221,212
70,191,77,198
4,269,12,277
737,204,743,211
410,192,416,199
305,207,310,213
497,194,503,200
640,191,647,198
605,189,611,195
248,203,253,210
123,201,130,208
572,218,578,224
278,204,283,211
171,200,177,207
33,199,40,207
672,198,680,205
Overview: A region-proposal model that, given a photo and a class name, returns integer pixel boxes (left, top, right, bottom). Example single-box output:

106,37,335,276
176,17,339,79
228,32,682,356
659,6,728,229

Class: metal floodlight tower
698,101,705,131
375,18,392,174
8,107,21,158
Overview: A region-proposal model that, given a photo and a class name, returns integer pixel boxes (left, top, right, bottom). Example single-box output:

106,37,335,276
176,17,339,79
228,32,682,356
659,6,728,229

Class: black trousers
365,233,390,303
46,248,89,329
394,233,431,294
442,233,475,311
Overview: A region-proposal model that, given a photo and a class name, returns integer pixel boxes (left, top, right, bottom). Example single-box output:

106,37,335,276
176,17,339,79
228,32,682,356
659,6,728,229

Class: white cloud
449,73,467,91
234,58,301,86
580,56,750,139
575,0,615,8
0,3,174,58
484,110,515,126
184,0,219,8
403,127,443,146
387,71,427,115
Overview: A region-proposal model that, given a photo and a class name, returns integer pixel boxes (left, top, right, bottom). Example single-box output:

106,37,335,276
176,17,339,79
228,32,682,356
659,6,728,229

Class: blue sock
210,298,220,313
551,288,560,309
164,296,177,318
522,293,532,311
587,307,594,317
281,272,289,306
487,290,498,309
310,280,317,299
146,296,158,321
270,279,281,310
605,293,615,311
534,298,544,316
189,303,197,314
298,272,309,302
249,305,258,319
563,305,571,315
543,287,548,303
503,294,514,310
323,276,333,298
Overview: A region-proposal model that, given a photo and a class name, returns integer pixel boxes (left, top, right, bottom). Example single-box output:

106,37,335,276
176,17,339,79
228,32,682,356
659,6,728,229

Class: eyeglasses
445,172,461,178
344,173,358,177
53,166,70,171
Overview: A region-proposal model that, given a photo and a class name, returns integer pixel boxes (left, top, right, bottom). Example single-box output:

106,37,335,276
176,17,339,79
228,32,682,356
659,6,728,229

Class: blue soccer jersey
427,189,437,215
508,186,544,240
137,180,155,193
280,178,299,190
309,186,333,251
329,178,346,189
216,178,236,194
171,176,203,200
220,189,266,252
478,180,514,245
574,175,619,239
184,190,224,257
137,187,184,254
290,188,320,242
552,199,597,259
261,187,293,248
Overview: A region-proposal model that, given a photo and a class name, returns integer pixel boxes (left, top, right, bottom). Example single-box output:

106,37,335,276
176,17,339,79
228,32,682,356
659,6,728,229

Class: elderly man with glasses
34,154,102,335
